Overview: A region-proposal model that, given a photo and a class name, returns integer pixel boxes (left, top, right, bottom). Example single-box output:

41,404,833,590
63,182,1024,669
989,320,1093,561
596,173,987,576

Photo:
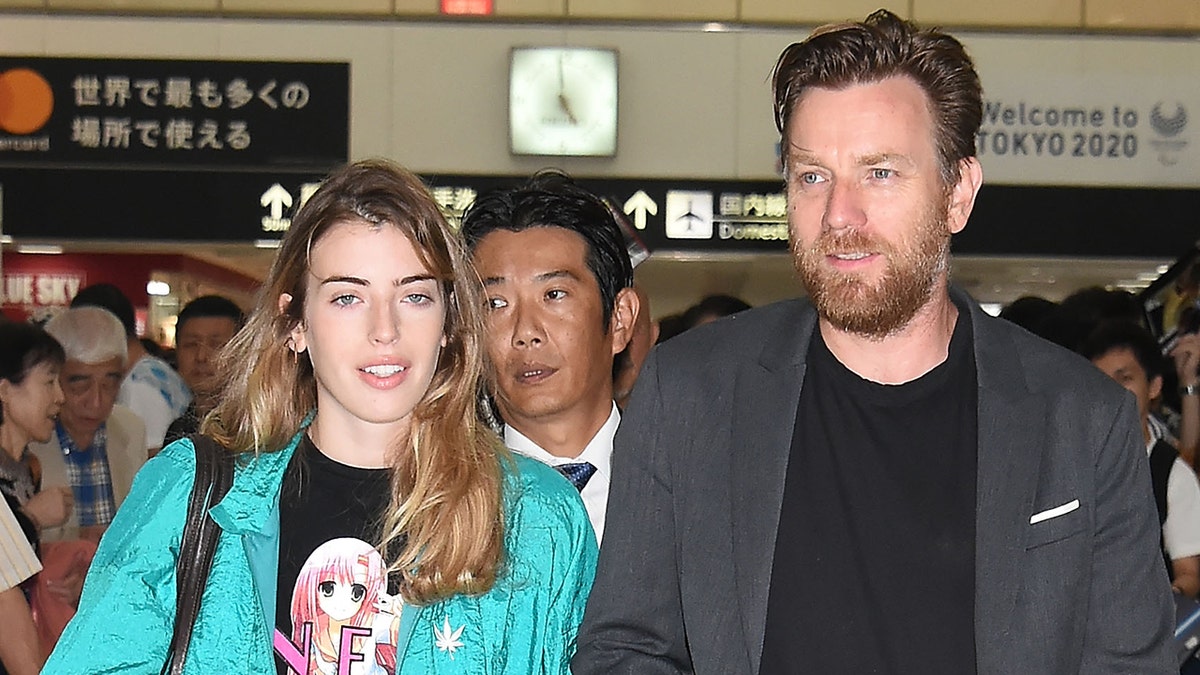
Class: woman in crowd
0,321,70,551
0,321,70,675
46,159,597,674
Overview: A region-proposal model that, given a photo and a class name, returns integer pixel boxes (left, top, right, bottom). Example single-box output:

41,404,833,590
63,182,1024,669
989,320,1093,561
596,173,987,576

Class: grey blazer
573,290,1175,675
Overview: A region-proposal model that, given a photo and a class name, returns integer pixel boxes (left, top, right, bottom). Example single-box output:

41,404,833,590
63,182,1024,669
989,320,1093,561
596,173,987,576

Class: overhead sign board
962,32,1197,188
0,57,348,170
423,174,1200,260
423,174,792,253
0,168,325,242
2,169,1197,259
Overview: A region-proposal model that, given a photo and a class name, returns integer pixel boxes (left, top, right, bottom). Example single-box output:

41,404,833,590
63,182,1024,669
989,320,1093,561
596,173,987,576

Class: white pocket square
1029,499,1080,525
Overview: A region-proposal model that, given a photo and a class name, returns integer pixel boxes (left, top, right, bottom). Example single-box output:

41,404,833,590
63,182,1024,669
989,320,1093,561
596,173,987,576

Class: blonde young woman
45,160,597,674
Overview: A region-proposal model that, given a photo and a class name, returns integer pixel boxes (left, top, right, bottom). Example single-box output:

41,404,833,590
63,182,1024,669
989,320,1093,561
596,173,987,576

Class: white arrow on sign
261,183,294,220
623,190,658,230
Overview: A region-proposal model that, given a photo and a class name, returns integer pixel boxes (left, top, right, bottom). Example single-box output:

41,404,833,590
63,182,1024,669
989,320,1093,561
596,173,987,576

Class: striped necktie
555,462,597,492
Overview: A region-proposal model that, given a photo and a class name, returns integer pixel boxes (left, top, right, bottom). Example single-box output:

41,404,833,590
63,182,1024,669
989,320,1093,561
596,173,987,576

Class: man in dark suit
461,171,638,545
572,9,1174,674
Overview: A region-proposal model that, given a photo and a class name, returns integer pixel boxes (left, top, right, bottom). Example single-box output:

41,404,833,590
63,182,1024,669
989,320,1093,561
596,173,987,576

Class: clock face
509,47,618,157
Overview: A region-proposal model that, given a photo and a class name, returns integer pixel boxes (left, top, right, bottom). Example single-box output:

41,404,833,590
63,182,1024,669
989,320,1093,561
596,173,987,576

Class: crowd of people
0,8,1194,675
0,292,250,673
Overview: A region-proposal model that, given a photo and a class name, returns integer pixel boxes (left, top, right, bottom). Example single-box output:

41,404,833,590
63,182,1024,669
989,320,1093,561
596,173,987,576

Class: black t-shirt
760,312,979,675
272,434,397,675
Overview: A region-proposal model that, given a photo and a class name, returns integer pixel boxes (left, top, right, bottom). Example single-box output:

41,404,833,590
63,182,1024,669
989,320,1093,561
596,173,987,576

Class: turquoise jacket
44,433,598,674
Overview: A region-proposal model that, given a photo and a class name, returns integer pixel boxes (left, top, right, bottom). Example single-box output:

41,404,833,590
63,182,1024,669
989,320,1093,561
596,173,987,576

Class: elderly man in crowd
31,307,146,543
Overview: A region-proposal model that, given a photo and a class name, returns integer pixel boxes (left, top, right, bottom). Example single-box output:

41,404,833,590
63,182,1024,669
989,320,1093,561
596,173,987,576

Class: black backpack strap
1149,438,1179,581
161,434,235,675
1149,438,1177,527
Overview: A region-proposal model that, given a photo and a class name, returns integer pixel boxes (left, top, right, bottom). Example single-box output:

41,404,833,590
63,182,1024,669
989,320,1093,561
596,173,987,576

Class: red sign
440,0,492,15
2,272,84,308
0,252,260,323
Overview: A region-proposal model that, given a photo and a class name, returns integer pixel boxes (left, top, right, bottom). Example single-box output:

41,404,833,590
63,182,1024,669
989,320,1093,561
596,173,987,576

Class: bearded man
573,10,1174,675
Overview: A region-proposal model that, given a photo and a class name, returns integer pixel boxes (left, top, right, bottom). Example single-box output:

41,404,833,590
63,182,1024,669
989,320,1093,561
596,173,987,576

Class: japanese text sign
0,57,348,169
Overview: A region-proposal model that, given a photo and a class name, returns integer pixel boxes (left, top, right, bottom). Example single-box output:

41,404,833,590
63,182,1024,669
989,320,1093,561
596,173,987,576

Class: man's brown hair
772,9,982,186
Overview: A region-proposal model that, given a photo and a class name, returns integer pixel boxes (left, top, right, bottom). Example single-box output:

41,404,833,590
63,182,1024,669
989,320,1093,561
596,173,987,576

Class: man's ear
946,157,983,235
279,293,307,354
609,287,640,356
1150,374,1164,402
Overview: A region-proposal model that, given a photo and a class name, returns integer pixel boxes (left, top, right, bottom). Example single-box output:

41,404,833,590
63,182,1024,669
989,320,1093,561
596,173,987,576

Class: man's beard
791,202,951,340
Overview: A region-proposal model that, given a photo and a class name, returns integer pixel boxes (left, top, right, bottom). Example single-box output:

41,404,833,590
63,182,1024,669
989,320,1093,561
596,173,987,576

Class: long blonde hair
204,159,504,604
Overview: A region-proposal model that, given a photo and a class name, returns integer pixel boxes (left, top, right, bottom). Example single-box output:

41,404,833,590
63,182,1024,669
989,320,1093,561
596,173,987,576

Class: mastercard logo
0,68,54,135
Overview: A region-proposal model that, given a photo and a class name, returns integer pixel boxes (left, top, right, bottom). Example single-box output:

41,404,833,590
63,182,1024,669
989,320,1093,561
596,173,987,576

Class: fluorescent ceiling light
16,244,63,254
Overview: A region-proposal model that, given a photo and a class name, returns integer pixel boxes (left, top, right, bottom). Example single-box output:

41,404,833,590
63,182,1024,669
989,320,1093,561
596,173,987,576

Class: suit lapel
41,436,69,499
106,408,138,506
729,301,815,674
725,292,1041,670
967,299,1046,668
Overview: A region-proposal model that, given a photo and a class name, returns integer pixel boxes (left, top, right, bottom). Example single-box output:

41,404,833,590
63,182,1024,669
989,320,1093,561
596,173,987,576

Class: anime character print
277,537,402,675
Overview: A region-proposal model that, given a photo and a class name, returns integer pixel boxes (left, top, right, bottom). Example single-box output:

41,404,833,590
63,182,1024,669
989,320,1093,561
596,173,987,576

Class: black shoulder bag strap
160,434,235,675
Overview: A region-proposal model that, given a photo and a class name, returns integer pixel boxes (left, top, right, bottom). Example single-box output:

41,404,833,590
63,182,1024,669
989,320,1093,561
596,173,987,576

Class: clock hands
557,53,578,125
558,93,578,125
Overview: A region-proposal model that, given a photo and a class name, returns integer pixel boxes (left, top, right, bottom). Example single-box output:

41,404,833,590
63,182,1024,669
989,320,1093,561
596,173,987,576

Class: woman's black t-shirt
272,435,398,675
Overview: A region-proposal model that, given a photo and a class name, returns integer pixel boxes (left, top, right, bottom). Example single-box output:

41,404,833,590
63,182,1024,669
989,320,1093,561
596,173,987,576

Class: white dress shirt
1147,439,1200,560
504,403,619,545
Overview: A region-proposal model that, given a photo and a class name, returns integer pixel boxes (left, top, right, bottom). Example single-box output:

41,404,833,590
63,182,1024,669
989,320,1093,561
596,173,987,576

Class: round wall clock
509,47,618,157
